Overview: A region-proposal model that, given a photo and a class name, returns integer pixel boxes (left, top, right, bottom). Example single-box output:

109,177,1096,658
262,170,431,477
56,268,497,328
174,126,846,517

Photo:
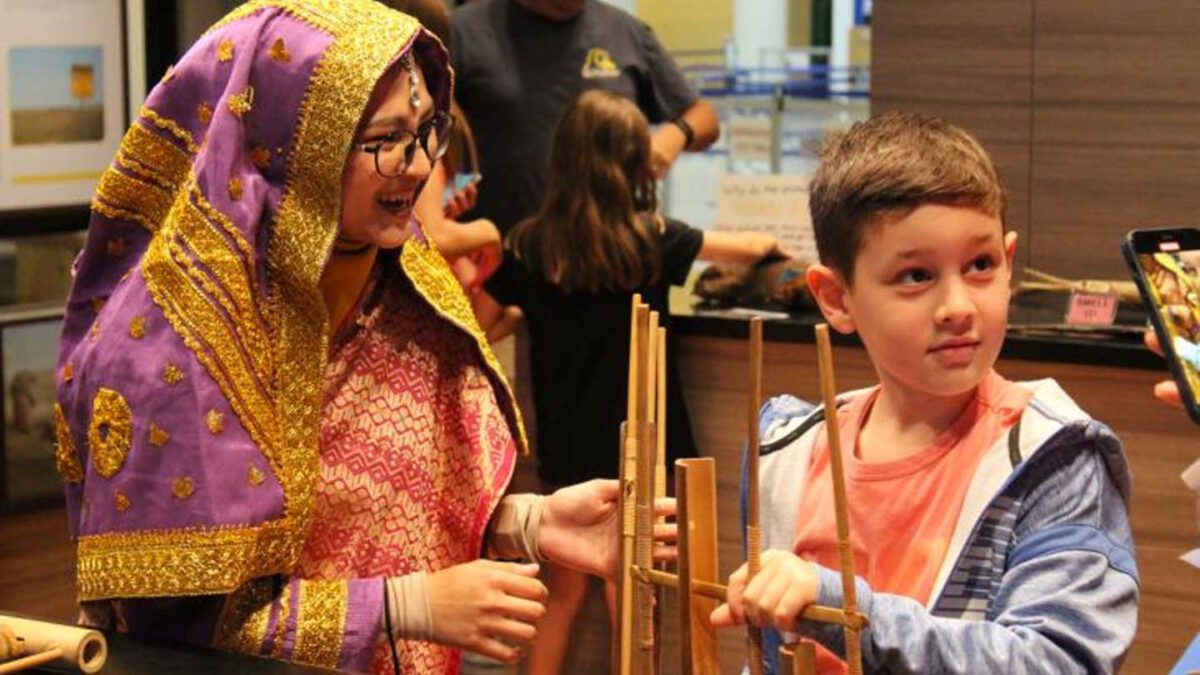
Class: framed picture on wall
0,0,127,231
0,306,64,512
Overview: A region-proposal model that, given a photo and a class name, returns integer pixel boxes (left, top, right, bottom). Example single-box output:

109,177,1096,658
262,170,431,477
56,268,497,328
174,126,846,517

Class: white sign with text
714,174,815,262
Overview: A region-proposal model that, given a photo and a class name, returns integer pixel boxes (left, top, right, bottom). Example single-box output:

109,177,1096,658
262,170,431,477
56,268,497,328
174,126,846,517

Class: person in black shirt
475,90,785,674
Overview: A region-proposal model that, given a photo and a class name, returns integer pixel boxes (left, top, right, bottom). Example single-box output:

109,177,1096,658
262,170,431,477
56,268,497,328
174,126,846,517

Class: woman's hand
426,560,547,663
1144,330,1184,408
710,549,819,632
537,479,677,580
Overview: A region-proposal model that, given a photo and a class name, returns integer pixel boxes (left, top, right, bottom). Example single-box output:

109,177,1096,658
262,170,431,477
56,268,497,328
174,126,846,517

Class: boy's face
815,203,1017,403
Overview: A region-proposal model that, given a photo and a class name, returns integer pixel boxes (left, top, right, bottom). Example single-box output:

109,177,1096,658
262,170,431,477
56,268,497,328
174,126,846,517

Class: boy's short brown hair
810,111,1006,282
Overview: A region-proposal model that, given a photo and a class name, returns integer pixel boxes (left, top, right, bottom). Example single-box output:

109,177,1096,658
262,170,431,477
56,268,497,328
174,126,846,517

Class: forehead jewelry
401,54,421,111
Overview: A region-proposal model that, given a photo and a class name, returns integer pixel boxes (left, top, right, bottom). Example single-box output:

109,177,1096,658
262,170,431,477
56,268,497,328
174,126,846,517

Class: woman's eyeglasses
353,111,454,178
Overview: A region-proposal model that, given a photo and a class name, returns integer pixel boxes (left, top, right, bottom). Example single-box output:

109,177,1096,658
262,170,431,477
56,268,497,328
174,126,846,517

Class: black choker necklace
333,240,373,256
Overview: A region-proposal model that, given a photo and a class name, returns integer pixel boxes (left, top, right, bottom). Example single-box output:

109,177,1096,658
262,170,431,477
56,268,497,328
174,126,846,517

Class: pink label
1065,291,1118,326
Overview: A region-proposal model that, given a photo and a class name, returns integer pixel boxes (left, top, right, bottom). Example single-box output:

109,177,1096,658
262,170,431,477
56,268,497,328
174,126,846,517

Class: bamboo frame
614,302,869,674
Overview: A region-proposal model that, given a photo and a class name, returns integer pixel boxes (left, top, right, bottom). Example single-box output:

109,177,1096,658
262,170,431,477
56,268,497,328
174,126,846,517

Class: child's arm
697,231,790,266
717,440,1138,674
417,163,502,260
471,289,523,343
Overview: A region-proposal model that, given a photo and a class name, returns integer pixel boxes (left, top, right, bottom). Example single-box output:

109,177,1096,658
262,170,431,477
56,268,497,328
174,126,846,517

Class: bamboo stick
615,296,643,675
814,324,863,675
675,458,720,675
745,316,764,675
636,311,658,674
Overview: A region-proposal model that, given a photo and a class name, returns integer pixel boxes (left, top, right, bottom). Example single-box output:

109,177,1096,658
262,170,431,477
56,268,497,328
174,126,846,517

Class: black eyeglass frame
353,111,454,178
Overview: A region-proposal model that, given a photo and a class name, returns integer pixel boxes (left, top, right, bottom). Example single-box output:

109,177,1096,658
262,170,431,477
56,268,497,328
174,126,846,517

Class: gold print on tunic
248,465,265,486
217,39,235,63
129,316,147,339
228,177,244,201
62,362,75,384
55,403,84,483
114,491,130,512
268,38,291,63
198,103,213,125
90,388,132,479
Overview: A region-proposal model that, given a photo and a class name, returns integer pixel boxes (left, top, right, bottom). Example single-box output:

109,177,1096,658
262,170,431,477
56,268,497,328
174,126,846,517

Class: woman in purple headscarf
54,1,647,672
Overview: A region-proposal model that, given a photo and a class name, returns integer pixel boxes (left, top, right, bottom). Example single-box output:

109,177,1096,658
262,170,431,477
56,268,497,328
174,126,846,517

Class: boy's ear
806,263,856,334
1003,231,1019,270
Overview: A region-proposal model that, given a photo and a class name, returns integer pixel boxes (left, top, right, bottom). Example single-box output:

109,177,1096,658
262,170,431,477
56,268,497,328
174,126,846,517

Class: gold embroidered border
90,199,159,232
291,579,347,668
89,388,133,478
77,520,292,601
214,576,275,655
94,168,175,234
55,403,84,483
192,190,276,333
172,190,273,382
138,105,200,155
402,238,529,454
115,122,193,191
266,0,420,554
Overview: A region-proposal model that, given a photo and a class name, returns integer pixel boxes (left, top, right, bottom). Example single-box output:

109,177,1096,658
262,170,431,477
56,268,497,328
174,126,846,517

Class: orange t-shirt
791,370,1031,674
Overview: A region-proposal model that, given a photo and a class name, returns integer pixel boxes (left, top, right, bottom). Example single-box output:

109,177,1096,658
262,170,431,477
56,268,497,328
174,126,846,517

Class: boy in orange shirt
711,112,1138,674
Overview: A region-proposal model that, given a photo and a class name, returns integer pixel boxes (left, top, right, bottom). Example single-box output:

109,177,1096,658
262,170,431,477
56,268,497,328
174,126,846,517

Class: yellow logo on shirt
581,48,620,79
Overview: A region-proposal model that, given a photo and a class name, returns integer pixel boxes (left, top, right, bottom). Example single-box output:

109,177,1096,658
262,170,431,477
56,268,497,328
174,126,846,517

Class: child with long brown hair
475,89,786,673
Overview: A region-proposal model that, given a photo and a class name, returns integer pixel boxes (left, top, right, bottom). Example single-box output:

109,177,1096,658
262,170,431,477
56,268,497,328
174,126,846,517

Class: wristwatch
671,116,695,149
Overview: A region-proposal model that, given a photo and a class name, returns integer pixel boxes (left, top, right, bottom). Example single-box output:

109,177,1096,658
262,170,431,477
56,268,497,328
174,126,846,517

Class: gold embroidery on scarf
62,362,75,383
55,404,84,483
106,238,129,256
248,465,265,486
214,576,274,655
228,177,244,201
89,321,100,342
268,38,291,63
228,86,254,117
250,145,272,170
77,521,294,600
94,168,174,233
114,491,131,512
402,239,528,454
198,102,213,125
161,64,175,84
143,228,280,476
172,476,195,499
89,388,132,478
129,316,147,339
115,122,193,192
90,298,106,313
91,200,159,233
149,424,170,447
291,580,347,668
206,409,225,434
264,0,426,575
80,0,431,602
169,190,274,380
217,39,235,62
163,363,184,385
139,105,200,155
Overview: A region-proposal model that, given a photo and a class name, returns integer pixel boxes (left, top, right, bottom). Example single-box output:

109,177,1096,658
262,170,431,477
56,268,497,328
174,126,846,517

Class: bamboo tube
615,296,644,675
675,458,720,675
655,327,667,519
745,317,764,675
636,311,658,673
780,642,818,675
814,324,863,675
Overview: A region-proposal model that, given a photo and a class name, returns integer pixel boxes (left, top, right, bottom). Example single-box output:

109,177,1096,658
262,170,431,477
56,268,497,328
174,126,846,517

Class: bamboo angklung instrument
814,324,864,674
615,295,643,675
635,310,659,673
745,317,765,675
